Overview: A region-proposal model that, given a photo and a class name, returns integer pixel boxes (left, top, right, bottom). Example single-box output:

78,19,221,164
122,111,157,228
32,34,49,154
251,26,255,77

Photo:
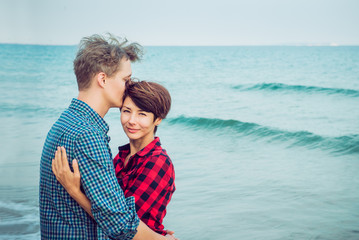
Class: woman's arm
52,146,93,218
52,147,178,240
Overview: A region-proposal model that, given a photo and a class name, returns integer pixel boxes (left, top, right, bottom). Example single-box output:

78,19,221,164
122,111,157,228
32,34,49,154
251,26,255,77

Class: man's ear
154,118,162,126
96,72,107,88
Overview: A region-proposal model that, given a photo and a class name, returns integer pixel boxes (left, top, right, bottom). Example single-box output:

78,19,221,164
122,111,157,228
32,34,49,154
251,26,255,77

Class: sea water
0,44,358,239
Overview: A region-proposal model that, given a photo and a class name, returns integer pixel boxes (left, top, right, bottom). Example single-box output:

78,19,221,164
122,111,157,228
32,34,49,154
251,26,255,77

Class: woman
52,80,175,236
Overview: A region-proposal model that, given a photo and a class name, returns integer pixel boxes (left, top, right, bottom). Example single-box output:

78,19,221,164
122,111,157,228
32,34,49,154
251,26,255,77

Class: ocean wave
0,200,39,236
0,102,62,118
167,115,359,155
232,83,359,97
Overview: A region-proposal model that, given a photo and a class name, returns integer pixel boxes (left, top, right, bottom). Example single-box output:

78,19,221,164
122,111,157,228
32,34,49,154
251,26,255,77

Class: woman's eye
139,113,147,116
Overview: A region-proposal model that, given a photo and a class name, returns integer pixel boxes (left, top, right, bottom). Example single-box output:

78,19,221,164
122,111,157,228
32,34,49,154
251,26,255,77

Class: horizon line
1,43,359,48
1,42,358,47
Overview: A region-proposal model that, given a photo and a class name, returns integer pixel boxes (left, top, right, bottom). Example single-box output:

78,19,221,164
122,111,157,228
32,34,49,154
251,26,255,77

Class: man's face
105,58,132,108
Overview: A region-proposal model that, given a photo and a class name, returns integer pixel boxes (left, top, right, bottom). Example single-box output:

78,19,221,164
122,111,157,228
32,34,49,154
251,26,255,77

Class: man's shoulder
51,108,102,141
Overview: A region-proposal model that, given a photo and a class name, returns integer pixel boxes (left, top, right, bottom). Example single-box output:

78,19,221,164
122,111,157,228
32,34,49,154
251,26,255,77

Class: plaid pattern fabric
40,98,139,239
113,137,175,235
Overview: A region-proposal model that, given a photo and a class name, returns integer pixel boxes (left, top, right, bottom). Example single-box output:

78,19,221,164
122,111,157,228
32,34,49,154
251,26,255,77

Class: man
39,34,176,239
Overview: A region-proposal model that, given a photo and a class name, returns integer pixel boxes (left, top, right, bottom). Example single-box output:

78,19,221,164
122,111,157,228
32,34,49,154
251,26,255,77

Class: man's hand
52,146,81,196
165,234,179,240
165,230,179,240
166,230,175,235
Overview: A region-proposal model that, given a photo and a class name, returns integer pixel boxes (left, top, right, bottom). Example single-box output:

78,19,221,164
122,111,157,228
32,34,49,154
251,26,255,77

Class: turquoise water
0,44,359,239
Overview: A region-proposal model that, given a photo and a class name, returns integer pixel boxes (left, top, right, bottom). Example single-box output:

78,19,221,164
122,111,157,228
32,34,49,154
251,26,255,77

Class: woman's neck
125,138,153,167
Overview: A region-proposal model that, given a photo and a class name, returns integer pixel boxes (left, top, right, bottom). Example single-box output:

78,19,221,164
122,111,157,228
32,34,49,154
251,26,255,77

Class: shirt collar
118,137,161,158
136,137,161,157
118,143,130,153
69,98,110,136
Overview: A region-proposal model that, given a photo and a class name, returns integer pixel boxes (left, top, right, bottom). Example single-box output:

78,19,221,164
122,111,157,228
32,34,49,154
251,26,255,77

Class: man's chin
111,102,123,108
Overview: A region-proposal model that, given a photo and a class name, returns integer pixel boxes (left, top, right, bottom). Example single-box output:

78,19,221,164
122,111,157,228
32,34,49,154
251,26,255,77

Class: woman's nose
128,114,136,124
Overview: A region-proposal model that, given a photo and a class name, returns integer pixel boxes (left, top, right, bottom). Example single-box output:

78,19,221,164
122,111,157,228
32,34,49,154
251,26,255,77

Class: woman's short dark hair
123,80,171,133
73,33,143,90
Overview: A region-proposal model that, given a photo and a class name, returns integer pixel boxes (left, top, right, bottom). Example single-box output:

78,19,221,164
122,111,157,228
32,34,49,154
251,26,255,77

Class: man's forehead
118,58,132,73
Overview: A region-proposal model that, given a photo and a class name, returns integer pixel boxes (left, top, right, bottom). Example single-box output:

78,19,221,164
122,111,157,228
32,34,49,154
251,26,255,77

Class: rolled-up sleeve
74,130,139,240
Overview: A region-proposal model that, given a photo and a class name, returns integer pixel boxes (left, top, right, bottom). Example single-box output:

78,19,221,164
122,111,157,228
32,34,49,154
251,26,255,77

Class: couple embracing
40,34,177,240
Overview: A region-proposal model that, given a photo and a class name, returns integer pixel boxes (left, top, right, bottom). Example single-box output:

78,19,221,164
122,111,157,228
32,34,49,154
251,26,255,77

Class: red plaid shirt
113,137,175,235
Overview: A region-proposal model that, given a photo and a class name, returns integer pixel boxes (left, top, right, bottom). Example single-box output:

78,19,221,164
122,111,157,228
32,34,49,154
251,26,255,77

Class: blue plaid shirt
40,98,139,239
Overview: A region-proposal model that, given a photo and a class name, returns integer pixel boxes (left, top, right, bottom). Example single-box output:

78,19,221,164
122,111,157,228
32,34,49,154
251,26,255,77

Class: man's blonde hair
73,33,143,90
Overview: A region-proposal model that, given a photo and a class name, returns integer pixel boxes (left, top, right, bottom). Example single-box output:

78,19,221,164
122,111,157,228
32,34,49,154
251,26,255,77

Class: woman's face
120,96,161,143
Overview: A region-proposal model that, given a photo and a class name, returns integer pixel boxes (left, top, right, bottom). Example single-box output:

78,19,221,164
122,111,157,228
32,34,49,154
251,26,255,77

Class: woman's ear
154,118,162,126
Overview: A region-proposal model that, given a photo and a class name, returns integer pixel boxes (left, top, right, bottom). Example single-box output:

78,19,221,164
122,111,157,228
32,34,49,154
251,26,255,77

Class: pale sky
1,0,358,46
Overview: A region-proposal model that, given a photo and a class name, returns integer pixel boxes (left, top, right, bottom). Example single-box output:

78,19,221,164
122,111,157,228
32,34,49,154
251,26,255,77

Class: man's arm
52,144,177,240
74,130,139,239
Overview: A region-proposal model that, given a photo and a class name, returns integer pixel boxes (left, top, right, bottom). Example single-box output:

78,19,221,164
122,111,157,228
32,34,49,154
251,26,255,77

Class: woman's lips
127,127,139,133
